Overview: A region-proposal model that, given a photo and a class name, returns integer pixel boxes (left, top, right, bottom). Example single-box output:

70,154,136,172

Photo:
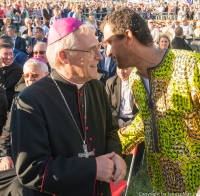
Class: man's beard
115,52,134,69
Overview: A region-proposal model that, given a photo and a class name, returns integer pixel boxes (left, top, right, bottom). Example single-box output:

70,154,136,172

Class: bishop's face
64,33,103,83
103,23,133,69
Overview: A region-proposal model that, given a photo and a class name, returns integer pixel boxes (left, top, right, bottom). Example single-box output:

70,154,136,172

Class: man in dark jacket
0,43,22,110
27,27,47,58
0,35,27,67
42,3,52,28
6,25,27,54
171,26,193,51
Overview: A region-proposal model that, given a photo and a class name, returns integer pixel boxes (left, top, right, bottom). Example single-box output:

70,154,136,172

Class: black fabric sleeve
0,111,11,157
0,66,22,91
105,79,120,120
0,87,7,133
172,40,181,49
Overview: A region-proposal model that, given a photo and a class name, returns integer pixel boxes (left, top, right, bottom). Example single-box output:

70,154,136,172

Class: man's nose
28,75,35,81
95,50,103,61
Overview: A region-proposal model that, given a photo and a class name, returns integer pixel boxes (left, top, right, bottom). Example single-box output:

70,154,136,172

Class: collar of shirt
13,35,17,41
37,37,44,43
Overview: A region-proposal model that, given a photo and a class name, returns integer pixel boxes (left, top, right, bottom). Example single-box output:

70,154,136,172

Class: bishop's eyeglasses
64,43,103,57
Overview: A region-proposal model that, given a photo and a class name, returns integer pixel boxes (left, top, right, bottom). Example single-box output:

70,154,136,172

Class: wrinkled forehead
33,45,46,51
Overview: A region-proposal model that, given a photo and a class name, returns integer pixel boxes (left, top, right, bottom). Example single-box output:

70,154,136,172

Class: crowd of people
0,0,200,196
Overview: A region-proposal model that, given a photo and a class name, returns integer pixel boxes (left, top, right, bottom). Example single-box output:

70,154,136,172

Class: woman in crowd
1,17,11,35
18,17,32,37
49,8,62,27
158,34,171,50
72,4,82,21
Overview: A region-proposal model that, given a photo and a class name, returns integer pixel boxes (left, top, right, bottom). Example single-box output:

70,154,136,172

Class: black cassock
10,70,122,196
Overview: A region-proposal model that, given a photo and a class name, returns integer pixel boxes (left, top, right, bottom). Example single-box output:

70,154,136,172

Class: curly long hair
101,7,153,46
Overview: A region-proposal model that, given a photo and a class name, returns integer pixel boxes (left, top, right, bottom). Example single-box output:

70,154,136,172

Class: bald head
33,43,47,62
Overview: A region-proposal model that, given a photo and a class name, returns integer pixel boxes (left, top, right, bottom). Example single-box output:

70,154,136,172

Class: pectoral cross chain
78,144,95,158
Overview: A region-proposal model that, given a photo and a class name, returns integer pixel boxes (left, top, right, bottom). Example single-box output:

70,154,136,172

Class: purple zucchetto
47,18,83,46
28,57,47,64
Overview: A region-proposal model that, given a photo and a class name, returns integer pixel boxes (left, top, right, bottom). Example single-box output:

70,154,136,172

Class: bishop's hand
96,152,115,183
111,154,127,185
0,157,14,171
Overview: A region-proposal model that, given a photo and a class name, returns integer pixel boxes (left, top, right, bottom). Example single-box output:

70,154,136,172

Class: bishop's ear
57,50,69,64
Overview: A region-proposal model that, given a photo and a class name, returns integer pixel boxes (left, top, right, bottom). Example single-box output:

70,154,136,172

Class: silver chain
51,73,87,144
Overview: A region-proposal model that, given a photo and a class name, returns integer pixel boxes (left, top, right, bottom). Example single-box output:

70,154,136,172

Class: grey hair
23,59,49,73
24,18,32,24
46,23,96,69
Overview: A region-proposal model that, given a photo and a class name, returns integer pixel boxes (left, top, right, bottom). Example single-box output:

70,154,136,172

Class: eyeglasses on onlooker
33,51,46,55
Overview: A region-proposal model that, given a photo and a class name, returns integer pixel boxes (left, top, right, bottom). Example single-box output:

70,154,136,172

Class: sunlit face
25,20,31,27
182,19,187,25
6,28,15,37
35,29,44,40
23,65,47,86
33,44,47,62
159,37,170,50
64,33,103,83
34,19,41,26
166,20,172,27
0,48,14,66
148,22,154,28
116,67,133,81
89,16,94,22
103,23,132,69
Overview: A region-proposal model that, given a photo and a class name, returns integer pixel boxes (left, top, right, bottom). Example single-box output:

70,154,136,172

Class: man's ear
57,50,69,64
124,30,135,46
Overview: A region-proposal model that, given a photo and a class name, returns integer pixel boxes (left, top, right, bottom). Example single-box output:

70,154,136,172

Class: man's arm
118,113,144,155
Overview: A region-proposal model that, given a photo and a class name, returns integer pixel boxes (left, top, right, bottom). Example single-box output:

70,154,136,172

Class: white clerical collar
76,83,84,89
64,78,84,89
58,72,85,89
